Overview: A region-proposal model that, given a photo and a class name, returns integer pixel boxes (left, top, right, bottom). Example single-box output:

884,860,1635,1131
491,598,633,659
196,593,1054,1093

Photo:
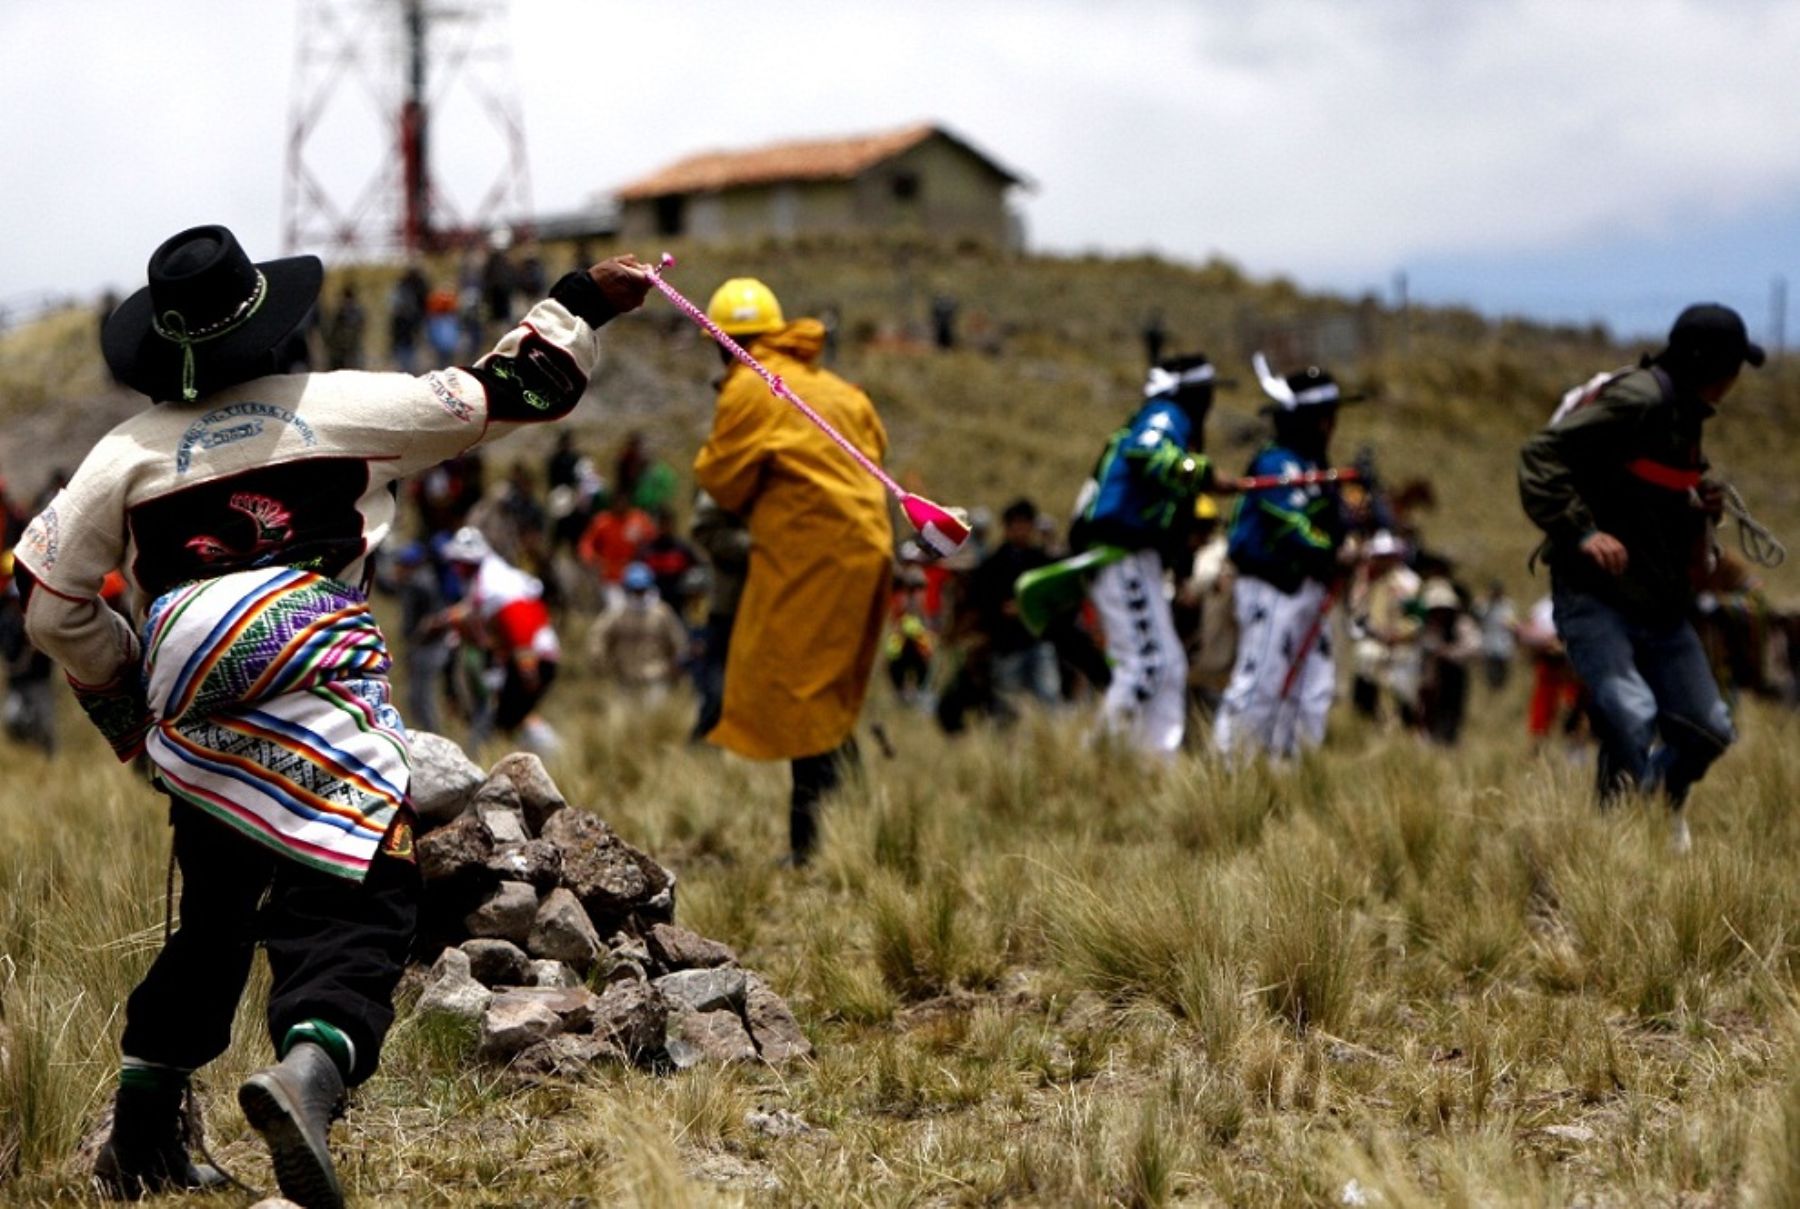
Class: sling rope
1719,482,1786,569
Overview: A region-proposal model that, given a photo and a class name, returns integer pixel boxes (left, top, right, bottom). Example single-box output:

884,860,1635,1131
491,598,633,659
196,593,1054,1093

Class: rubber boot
92,1080,227,1200
237,1041,347,1209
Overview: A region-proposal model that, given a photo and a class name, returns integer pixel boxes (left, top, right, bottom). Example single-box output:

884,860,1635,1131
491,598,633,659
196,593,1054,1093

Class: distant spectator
614,431,650,503
1476,579,1518,691
1,550,56,754
931,294,959,350
586,562,689,703
443,526,562,753
689,491,748,742
425,283,460,366
1348,531,1419,722
968,498,1059,706
386,541,448,734
546,430,582,491
0,474,27,548
639,509,699,609
1519,595,1585,750
388,266,428,372
578,492,658,601
1417,578,1481,745
482,240,516,329
323,283,367,371
517,245,547,302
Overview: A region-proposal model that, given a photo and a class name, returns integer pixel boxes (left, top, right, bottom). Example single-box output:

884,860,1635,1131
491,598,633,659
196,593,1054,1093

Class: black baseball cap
1665,303,1766,373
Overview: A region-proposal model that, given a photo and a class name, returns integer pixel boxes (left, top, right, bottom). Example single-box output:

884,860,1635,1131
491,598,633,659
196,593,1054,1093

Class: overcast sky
3,0,1797,341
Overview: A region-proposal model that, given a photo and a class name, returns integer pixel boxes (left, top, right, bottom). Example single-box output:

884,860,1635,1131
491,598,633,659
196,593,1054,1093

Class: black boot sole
237,1073,345,1209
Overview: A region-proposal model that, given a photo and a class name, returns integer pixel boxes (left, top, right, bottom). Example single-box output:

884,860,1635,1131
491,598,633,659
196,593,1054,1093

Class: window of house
654,195,686,237
890,172,921,202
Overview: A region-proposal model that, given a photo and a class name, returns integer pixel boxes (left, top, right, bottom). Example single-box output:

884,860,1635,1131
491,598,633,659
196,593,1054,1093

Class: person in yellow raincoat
693,278,894,864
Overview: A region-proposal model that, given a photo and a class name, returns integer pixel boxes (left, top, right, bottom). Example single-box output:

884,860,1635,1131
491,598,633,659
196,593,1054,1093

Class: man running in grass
1519,303,1760,853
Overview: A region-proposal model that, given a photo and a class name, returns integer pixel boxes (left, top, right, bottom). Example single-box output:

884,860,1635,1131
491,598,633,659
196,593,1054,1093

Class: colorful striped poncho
140,567,411,880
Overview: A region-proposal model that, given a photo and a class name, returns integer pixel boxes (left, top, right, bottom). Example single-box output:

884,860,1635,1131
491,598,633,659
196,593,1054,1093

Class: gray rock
418,813,493,884
542,809,673,921
493,986,599,1031
408,732,486,830
665,1008,757,1069
513,1033,625,1077
592,979,668,1064
1540,1124,1598,1144
645,923,738,971
481,807,528,846
460,938,530,988
485,838,562,891
528,887,602,971
745,1108,822,1139
527,959,581,988
607,931,652,966
417,948,493,1023
641,882,676,925
464,881,538,945
743,972,812,1064
472,773,522,815
655,967,747,1014
489,751,566,835
479,995,564,1061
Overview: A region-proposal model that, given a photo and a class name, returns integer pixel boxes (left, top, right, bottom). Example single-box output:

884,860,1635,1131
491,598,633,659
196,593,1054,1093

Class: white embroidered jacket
17,272,612,702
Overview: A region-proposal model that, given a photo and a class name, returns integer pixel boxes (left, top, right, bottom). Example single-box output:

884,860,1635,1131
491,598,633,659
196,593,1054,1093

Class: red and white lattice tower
281,0,532,258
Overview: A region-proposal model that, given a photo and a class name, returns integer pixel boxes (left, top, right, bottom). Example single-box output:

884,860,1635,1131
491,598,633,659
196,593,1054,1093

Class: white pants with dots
1214,576,1335,759
1090,549,1187,758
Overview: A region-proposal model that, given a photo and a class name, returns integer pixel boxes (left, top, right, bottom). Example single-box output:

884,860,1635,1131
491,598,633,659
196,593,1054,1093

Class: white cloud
2,0,1797,306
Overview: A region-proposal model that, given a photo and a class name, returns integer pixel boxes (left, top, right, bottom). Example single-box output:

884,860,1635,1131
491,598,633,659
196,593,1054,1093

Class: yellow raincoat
695,320,894,760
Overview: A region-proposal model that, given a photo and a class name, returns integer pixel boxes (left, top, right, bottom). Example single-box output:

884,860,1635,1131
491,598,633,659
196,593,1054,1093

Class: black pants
120,799,419,1086
789,740,860,860
496,658,557,732
690,612,733,742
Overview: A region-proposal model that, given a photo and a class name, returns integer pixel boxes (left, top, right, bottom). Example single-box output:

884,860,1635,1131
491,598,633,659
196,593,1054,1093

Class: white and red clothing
17,272,616,877
464,554,559,662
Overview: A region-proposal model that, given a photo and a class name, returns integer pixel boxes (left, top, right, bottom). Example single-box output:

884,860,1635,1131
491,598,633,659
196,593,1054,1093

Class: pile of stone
405,733,810,1074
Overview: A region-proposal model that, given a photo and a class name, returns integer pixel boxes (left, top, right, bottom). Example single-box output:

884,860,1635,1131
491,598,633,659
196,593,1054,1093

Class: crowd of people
0,214,1785,1205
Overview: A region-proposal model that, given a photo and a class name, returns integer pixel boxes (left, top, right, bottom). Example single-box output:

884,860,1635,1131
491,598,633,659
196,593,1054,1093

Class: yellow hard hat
705,277,784,337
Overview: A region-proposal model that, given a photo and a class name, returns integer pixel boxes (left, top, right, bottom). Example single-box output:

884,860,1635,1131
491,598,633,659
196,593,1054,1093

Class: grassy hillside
6,676,1800,1204
6,235,1798,603
5,239,1800,1203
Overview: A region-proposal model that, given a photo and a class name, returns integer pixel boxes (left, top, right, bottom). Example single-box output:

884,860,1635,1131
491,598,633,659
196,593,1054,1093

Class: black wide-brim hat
102,224,322,403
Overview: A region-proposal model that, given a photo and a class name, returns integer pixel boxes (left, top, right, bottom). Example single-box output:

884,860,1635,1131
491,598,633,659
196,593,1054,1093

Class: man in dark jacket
1518,303,1762,851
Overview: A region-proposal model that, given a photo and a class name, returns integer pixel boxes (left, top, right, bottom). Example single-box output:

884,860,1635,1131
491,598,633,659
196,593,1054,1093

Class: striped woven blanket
142,567,412,880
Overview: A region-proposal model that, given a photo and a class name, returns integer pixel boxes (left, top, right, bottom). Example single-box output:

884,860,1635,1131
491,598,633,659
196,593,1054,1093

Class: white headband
1144,361,1216,399
1253,351,1338,409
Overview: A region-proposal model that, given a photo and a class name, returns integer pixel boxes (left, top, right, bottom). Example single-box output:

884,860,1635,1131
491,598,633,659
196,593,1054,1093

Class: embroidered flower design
186,493,294,564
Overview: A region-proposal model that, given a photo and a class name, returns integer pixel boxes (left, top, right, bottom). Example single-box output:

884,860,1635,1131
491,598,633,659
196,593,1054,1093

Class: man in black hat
13,224,650,1205
1519,302,1763,852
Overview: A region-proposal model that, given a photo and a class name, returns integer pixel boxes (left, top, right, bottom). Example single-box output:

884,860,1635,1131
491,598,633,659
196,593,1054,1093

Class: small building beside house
613,123,1029,249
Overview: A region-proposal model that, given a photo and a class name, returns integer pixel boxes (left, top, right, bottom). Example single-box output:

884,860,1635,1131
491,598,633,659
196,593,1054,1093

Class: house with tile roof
611,122,1029,249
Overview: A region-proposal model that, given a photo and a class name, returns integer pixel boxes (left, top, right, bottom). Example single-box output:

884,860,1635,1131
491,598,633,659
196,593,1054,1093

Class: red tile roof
615,123,1023,200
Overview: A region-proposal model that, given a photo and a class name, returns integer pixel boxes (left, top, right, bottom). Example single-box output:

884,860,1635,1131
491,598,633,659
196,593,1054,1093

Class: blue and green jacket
1076,398,1206,555
1226,443,1343,593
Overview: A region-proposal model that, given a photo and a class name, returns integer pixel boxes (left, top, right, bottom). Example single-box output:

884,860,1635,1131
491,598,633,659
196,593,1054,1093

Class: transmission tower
282,0,533,258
